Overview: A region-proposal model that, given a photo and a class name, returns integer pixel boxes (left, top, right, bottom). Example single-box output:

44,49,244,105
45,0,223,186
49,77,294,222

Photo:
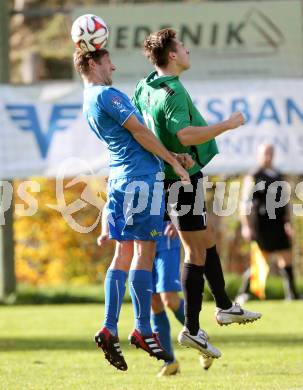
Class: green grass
0,302,303,390
8,274,303,304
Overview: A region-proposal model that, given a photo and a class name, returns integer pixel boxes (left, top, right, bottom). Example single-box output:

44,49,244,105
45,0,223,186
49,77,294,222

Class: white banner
0,83,109,179
1,79,303,178
74,0,303,80
192,79,303,175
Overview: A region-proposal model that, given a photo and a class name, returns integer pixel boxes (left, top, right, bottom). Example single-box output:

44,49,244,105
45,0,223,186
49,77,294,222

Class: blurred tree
14,177,113,286
9,0,210,82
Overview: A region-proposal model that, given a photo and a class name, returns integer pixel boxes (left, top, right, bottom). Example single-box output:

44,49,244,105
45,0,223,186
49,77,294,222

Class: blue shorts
152,247,182,293
107,174,164,241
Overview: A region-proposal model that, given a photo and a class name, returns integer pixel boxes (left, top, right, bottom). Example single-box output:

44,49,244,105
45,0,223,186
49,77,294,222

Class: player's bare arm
177,111,245,146
240,175,255,241
124,115,190,183
97,202,111,247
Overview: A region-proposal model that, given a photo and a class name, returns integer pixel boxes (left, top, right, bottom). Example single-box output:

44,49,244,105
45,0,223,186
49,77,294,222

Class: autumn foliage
14,177,113,286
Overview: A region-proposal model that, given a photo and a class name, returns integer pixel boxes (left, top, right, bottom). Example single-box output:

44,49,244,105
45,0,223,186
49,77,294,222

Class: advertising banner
73,0,303,80
1,79,303,178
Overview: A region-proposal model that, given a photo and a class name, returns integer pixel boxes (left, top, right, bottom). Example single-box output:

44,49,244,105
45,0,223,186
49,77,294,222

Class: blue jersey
83,85,163,179
156,222,181,252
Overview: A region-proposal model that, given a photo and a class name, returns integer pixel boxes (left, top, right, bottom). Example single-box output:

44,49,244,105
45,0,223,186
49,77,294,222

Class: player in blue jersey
98,215,213,376
151,222,213,376
97,215,183,375
73,48,191,371
151,221,183,376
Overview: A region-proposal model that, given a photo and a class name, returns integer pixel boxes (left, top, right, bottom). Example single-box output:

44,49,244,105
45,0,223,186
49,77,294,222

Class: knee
184,247,206,264
110,254,132,272
204,225,216,248
111,242,133,272
277,250,292,268
152,294,164,313
161,293,180,312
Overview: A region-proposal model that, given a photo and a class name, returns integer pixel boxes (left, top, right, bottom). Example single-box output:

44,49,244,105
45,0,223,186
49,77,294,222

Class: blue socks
173,298,185,325
151,299,185,362
151,310,174,361
103,269,127,336
129,270,153,336
103,269,184,344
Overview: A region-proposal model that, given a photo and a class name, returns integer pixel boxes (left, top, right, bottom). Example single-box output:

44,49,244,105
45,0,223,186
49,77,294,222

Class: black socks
239,264,298,300
280,265,299,300
181,246,234,335
182,263,205,335
205,246,233,310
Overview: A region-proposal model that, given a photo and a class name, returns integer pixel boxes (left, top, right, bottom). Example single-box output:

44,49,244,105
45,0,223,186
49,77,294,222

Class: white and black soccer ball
71,14,109,52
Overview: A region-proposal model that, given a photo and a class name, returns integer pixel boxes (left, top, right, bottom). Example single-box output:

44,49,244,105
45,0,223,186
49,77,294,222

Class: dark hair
143,28,177,67
73,48,109,75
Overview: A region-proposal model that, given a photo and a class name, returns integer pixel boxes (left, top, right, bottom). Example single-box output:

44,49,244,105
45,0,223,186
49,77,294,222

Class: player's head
73,48,116,85
257,143,274,167
144,28,190,73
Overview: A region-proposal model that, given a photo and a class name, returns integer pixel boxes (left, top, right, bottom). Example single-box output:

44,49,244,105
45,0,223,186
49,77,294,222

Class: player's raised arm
162,84,245,147
177,112,245,146
123,114,190,183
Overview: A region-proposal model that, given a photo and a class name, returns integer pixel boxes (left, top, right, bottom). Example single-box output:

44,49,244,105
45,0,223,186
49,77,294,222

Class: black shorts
164,170,207,231
253,218,292,252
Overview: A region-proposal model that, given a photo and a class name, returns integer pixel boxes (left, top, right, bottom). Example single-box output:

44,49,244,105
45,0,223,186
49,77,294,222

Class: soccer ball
71,14,109,52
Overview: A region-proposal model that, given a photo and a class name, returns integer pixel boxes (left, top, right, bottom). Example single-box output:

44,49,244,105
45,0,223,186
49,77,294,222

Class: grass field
0,301,303,390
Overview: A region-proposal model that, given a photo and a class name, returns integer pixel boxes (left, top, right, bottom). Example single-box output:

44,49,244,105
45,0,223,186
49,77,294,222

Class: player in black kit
237,143,301,301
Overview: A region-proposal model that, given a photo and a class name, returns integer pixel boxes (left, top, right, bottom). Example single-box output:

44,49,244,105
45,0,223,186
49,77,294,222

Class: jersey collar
145,71,178,87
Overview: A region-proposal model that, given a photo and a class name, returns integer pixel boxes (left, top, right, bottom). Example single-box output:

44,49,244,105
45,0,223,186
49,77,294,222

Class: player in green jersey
134,28,261,360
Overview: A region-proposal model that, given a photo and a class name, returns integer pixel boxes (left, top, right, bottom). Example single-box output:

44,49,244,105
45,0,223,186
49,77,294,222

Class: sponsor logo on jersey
150,229,162,237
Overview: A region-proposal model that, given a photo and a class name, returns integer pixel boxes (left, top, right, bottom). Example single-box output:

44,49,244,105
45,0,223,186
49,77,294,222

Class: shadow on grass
1,333,303,352
0,337,130,352
212,333,303,346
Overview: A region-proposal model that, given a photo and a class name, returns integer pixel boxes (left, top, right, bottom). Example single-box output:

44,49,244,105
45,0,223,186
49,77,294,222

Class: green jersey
133,71,218,179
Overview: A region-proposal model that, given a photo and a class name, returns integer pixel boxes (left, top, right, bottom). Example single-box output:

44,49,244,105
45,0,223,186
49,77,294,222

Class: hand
226,111,245,130
164,222,179,239
171,160,190,184
97,233,111,247
284,222,294,238
175,153,195,169
241,225,253,241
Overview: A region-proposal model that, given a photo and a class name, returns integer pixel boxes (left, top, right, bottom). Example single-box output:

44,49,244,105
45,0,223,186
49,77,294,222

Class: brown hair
143,28,177,67
73,48,109,75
